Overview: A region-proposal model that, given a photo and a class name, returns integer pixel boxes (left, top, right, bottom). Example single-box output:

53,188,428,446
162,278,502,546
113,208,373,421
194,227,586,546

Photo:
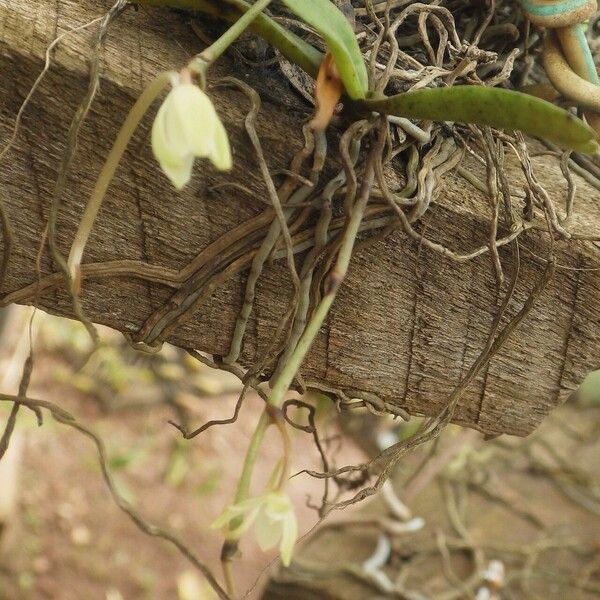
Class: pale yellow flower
151,79,231,189
211,491,298,566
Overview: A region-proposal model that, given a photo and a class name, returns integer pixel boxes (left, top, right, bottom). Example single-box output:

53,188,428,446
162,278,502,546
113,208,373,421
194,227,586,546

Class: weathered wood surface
1,0,599,436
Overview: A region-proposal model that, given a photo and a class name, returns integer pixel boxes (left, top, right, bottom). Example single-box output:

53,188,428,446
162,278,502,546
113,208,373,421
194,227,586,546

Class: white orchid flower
151,77,231,189
211,491,298,566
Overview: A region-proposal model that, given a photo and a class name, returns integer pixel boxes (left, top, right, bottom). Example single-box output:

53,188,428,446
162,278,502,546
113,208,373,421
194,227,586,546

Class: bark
1,0,599,436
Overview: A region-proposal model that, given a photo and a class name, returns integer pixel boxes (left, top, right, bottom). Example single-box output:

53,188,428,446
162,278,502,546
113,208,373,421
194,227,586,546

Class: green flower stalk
67,71,174,290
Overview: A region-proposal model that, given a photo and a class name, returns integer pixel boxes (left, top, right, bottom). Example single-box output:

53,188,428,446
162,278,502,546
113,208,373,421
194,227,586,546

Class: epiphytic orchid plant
66,0,599,282
64,0,599,594
139,0,598,150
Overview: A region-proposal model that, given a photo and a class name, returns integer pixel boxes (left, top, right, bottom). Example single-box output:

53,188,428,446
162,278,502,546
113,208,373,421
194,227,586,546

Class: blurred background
0,306,598,599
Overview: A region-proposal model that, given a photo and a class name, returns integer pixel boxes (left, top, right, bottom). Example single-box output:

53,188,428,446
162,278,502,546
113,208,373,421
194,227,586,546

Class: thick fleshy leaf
280,0,368,99
364,86,599,154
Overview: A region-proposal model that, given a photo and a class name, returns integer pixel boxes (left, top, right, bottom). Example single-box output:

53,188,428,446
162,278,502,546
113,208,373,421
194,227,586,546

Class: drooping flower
151,77,231,189
211,491,298,566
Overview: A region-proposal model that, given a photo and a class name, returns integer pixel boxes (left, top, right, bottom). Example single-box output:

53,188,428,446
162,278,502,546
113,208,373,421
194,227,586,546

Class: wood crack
402,253,421,408
554,255,582,403
131,169,154,310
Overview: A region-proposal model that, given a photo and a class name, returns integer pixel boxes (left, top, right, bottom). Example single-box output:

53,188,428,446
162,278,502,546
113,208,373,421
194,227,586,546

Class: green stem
230,125,378,510
193,0,273,66
135,0,322,77
234,411,270,504
67,71,174,289
224,0,321,77
223,293,332,510
220,411,270,592
268,294,336,407
267,173,375,410
221,557,236,598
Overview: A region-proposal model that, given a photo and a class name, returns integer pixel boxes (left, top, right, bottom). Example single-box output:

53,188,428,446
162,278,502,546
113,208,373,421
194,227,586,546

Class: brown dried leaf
311,51,344,131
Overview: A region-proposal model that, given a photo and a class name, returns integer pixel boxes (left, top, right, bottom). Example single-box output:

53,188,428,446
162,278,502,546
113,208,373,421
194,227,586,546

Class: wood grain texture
1,0,599,436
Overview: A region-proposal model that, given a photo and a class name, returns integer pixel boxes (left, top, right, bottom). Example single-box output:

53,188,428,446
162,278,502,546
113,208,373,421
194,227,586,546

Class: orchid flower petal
209,118,233,171
279,510,298,567
254,506,284,551
151,81,232,189
170,84,218,157
159,154,194,190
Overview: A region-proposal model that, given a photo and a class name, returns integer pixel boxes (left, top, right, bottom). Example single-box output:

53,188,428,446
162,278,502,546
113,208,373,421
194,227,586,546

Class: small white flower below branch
66,69,232,293
151,72,232,189
211,491,298,567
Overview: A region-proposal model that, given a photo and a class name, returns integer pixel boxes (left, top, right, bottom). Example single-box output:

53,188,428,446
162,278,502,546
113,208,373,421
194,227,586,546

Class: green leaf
280,0,368,99
364,86,599,154
137,0,323,78
222,0,322,77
